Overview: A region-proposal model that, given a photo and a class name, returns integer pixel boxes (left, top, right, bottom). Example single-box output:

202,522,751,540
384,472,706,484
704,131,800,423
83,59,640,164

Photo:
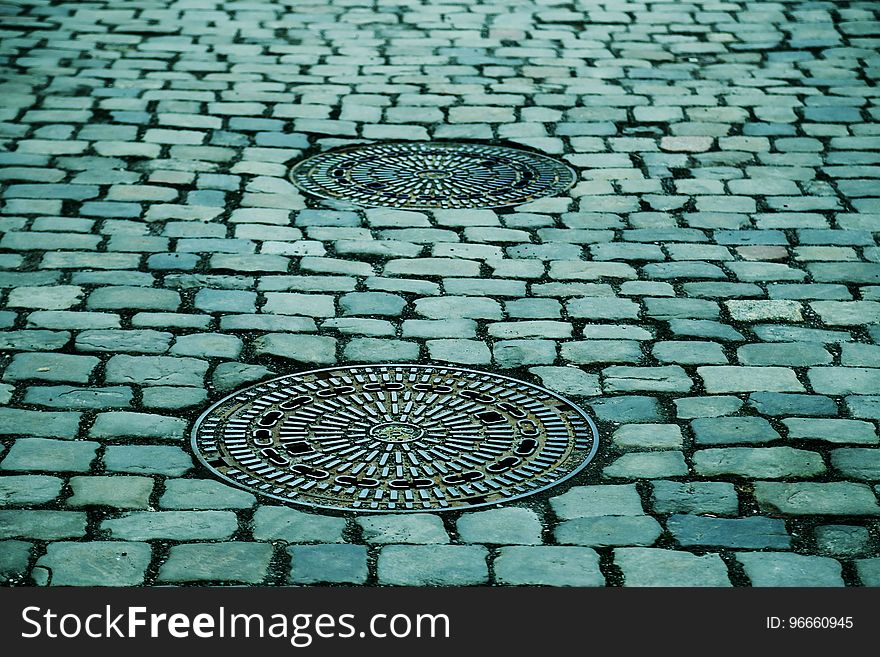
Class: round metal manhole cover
288,141,576,209
192,365,598,513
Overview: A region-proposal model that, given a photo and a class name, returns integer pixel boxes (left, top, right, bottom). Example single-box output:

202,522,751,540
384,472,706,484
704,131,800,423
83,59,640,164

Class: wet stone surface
1,0,879,587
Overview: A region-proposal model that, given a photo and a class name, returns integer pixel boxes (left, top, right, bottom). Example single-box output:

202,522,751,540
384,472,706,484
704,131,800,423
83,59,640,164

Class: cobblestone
160,479,256,510
102,511,238,541
667,515,790,549
377,546,488,586
748,393,838,417
0,511,87,540
66,476,153,509
105,355,208,387
0,540,31,584
288,544,368,585
691,417,781,445
2,0,879,590
783,418,877,444
358,515,448,545
0,408,81,438
494,547,603,587
556,516,662,547
551,484,645,520
157,543,272,584
831,449,880,481
614,548,731,587
252,507,346,543
103,445,192,476
456,508,542,545
650,481,739,516
0,475,63,505
1,438,97,473
736,553,844,587
253,334,337,364
755,482,880,516
35,542,151,587
4,353,99,384
693,447,825,479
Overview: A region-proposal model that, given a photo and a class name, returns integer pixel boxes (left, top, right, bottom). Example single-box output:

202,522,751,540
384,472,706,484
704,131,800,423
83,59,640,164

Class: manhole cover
288,141,576,209
192,365,598,513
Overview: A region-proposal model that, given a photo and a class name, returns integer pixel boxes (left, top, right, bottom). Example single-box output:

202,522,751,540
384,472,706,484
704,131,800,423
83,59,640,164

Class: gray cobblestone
668,515,790,549
377,545,488,586
698,366,805,393
748,393,838,417
755,482,880,516
288,544,368,585
808,368,880,396
551,484,645,520
605,449,689,479
160,479,256,510
358,514,448,544
0,540,31,584
24,386,132,409
87,286,180,311
252,506,345,543
170,334,243,358
35,542,151,587
855,558,880,586
0,475,63,505
158,543,272,584
6,285,82,310
1,438,97,472
457,508,542,545
556,516,662,547
736,553,843,587
4,353,99,384
815,525,870,558
692,417,780,445
831,449,880,481
695,446,825,479
615,548,731,587
90,412,186,440
253,334,337,364
651,481,739,516
76,330,171,354
494,547,603,587
102,511,238,541
194,289,257,314
427,339,491,365
783,418,877,444
589,396,662,423
67,476,153,509
141,386,207,409
105,355,208,387
0,510,87,540
612,424,683,451
103,445,192,476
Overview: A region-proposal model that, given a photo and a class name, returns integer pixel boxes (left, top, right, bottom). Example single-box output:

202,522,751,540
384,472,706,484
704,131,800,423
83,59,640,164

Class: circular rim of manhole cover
191,364,599,513
288,141,577,209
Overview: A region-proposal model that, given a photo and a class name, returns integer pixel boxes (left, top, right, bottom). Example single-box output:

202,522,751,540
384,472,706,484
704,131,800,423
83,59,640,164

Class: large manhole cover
288,141,576,209
192,365,598,512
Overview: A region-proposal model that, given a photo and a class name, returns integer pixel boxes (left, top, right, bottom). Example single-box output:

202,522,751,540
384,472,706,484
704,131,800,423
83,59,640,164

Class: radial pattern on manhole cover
192,365,598,513
288,141,576,209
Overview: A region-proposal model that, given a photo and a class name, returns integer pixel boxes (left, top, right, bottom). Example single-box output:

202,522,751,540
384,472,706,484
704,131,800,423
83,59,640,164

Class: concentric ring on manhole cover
288,141,576,209
191,365,598,513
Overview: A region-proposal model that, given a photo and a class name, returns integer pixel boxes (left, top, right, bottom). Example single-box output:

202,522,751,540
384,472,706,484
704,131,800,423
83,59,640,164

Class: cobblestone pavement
1,0,879,587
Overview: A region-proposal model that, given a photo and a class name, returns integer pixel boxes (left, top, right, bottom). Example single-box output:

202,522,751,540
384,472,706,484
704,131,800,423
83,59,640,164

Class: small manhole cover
192,365,598,513
289,141,576,209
